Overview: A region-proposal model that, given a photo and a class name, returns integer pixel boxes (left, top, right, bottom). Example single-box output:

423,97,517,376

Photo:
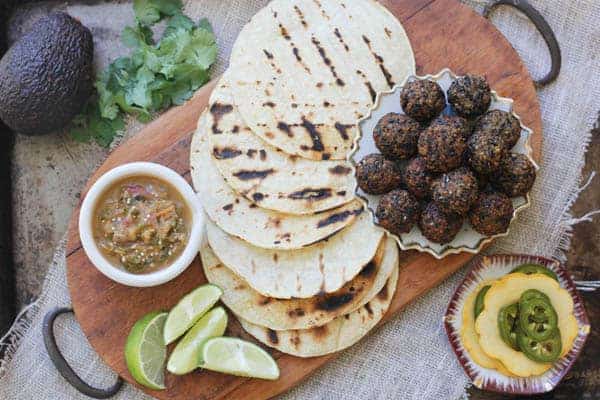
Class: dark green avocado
0,12,94,135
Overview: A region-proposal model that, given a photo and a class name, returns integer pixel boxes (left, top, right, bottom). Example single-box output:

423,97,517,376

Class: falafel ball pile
356,74,537,244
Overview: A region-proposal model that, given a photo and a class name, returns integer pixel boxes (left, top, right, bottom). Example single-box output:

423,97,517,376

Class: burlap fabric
1,1,599,399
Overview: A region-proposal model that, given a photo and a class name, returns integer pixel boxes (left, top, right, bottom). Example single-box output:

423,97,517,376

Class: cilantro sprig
71,0,217,146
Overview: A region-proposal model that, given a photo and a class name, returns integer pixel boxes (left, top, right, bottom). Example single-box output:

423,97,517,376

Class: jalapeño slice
498,303,520,351
474,285,491,319
517,329,562,363
518,298,558,341
520,289,551,306
510,263,559,282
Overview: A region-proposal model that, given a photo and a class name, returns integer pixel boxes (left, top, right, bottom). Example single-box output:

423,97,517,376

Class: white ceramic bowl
79,162,204,287
350,69,538,259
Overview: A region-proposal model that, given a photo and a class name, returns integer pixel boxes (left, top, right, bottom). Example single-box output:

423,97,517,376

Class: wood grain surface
65,1,543,399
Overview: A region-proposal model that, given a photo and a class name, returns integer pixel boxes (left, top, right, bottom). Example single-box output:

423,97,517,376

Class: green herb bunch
71,0,217,147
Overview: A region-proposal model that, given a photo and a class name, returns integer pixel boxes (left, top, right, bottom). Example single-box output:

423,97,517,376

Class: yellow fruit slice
476,273,578,377
460,281,513,376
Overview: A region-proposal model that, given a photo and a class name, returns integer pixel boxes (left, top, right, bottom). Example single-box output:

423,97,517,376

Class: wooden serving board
66,1,543,399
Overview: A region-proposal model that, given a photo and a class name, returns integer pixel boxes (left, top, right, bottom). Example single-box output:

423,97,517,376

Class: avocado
0,12,94,136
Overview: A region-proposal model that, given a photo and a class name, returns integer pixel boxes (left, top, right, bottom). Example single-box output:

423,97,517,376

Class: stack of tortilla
190,0,415,357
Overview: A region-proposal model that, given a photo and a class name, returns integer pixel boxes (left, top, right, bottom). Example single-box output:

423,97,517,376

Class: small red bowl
443,254,590,394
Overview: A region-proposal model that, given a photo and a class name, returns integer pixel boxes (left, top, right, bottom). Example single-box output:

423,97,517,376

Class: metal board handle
43,307,123,399
483,0,561,87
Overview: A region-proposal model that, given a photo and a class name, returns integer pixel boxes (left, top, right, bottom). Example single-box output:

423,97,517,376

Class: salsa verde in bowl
79,162,204,287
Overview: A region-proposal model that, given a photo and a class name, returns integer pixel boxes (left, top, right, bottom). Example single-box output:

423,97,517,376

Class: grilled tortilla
201,235,397,330
191,113,364,250
239,263,398,357
207,73,355,214
206,212,384,299
228,0,415,160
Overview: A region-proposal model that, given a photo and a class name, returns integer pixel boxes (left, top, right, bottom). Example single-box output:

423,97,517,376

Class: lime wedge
166,307,228,375
164,284,223,345
124,311,168,390
200,337,280,380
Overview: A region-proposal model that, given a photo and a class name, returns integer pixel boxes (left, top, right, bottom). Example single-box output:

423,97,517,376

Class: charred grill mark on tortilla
291,46,311,73
252,193,265,202
359,260,376,277
258,297,271,305
333,27,350,51
277,121,294,138
222,203,234,214
263,101,276,108
259,150,267,160
312,0,330,20
267,329,279,345
384,27,392,38
209,103,233,134
316,208,361,228
233,169,275,180
322,153,331,160
272,253,278,262
328,165,352,175
263,49,274,59
246,149,257,158
323,101,332,108
337,190,347,196
364,303,374,315
213,147,242,159
300,117,325,152
293,5,307,27
289,187,332,201
274,15,311,74
312,325,328,339
232,125,240,133
290,336,300,348
334,122,353,141
315,292,354,312
311,36,345,87
288,308,306,318
362,35,395,88
356,70,377,102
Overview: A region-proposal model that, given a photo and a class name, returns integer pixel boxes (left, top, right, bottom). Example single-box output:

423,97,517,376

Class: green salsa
93,176,190,273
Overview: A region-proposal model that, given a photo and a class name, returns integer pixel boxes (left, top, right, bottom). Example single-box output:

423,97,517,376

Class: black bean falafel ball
433,115,471,139
431,167,479,215
469,191,514,236
400,79,446,123
494,153,537,197
475,110,521,150
447,75,491,118
466,130,507,175
356,153,402,194
418,117,467,173
373,113,421,160
403,156,435,199
419,202,463,244
376,189,420,236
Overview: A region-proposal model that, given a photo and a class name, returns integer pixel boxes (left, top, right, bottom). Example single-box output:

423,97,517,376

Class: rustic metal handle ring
483,0,561,87
43,307,123,399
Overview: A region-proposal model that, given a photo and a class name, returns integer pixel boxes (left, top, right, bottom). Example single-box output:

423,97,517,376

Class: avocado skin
0,12,94,136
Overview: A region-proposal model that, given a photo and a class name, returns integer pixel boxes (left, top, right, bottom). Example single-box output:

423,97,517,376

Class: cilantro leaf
70,1,216,147
133,0,183,25
122,24,154,48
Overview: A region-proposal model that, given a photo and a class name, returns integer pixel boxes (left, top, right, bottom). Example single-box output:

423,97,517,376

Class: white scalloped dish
349,69,538,259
